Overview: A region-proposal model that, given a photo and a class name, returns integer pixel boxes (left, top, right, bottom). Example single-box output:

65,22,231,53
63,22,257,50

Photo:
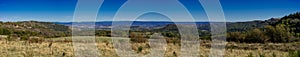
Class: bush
227,25,296,43
5,37,14,41
20,35,30,40
227,32,245,42
289,50,300,57
161,32,179,38
245,28,269,43
264,25,294,43
259,53,265,57
247,53,254,57
173,51,177,56
137,46,143,53
130,32,147,43
96,30,111,37
28,38,44,43
272,52,276,57
0,28,11,35
227,28,269,43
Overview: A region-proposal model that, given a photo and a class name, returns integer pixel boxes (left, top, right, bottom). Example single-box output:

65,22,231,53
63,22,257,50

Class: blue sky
0,0,299,22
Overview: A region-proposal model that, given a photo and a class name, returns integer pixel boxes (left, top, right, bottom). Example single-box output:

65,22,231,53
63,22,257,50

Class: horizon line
0,20,266,23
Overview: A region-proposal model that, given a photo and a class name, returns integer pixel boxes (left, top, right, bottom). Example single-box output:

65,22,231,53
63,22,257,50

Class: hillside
227,12,300,43
156,12,299,32
0,21,71,38
154,12,300,43
0,12,299,43
275,12,300,36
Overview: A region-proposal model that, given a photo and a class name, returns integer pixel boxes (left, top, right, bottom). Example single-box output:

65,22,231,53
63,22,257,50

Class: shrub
272,52,276,57
264,25,293,43
130,32,147,43
228,28,269,43
227,24,298,43
247,53,254,57
161,32,179,38
245,28,269,43
0,28,11,35
96,30,111,37
5,35,17,41
138,46,143,53
259,53,265,57
28,38,44,43
227,32,245,42
173,51,177,56
20,35,30,40
288,50,300,57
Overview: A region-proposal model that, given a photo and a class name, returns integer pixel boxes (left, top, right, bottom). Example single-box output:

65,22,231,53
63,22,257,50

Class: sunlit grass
0,36,298,57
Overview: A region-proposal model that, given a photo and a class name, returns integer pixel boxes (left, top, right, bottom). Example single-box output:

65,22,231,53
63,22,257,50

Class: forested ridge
1,12,300,43
0,21,71,40
227,12,300,43
148,12,300,43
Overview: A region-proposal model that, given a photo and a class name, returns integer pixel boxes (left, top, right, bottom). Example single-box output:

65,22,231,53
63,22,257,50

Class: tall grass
247,53,254,57
289,50,300,57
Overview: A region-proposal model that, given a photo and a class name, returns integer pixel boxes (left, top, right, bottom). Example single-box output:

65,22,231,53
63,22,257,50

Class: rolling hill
0,21,71,38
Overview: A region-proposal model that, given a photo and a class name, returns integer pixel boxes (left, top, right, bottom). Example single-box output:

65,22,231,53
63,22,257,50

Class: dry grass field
0,37,299,57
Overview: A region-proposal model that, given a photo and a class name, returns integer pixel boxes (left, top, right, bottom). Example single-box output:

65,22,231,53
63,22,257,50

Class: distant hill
53,12,299,33
274,12,300,34
55,21,210,30
1,12,298,40
0,21,71,38
156,12,299,32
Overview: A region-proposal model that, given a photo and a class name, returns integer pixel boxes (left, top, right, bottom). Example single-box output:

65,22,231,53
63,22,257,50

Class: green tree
245,28,269,43
264,25,293,42
264,25,278,42
275,24,293,42
162,32,179,38
0,28,11,35
227,32,245,42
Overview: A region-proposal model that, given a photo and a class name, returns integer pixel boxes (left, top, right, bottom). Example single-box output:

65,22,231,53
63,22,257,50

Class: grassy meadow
0,37,299,57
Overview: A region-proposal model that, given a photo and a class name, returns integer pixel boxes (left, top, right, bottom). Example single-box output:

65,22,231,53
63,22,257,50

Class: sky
0,0,299,22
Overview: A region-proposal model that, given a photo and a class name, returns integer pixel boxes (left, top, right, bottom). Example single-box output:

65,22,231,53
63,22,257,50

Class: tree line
227,25,297,43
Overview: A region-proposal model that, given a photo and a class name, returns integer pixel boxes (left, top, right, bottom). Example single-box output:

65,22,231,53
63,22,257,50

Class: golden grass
0,37,297,57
